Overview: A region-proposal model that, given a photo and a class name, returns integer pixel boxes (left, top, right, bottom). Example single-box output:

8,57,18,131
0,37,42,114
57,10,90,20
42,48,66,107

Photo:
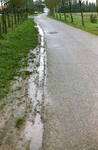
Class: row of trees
0,0,45,14
0,0,44,35
34,0,45,13
0,0,35,14
44,0,98,26
0,0,33,34
62,1,96,13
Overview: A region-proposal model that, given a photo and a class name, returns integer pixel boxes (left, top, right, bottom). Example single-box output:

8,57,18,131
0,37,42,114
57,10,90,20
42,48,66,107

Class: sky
83,0,96,3
33,0,96,4
33,0,96,3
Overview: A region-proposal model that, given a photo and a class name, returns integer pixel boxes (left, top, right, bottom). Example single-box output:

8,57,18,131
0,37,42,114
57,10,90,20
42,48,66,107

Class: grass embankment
48,13,98,36
0,18,38,99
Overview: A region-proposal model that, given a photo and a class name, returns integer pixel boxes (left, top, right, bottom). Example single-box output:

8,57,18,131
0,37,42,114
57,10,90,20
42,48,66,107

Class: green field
0,18,38,99
49,13,98,36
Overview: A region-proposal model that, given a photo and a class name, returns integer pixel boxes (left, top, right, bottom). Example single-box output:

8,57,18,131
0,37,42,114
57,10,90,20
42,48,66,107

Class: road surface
34,13,98,150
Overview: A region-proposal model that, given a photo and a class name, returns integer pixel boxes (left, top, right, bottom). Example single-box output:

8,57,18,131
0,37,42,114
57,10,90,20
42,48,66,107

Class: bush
90,14,97,23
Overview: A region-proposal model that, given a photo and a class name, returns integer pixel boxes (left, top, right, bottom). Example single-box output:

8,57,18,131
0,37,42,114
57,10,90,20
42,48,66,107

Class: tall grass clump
90,14,97,23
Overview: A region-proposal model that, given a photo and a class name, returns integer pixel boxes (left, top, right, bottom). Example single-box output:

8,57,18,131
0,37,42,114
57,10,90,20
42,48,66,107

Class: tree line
0,0,44,36
63,0,96,13
44,0,98,26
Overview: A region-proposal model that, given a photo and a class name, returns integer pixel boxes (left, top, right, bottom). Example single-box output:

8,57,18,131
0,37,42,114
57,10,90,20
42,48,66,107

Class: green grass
48,13,98,36
0,18,38,100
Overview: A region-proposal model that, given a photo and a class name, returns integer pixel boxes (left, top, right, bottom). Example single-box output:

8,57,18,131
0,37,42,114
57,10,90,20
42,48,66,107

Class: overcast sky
33,0,96,4
83,0,96,3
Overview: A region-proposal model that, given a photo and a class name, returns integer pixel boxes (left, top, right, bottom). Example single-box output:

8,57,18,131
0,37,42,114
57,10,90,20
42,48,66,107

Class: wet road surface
34,14,98,150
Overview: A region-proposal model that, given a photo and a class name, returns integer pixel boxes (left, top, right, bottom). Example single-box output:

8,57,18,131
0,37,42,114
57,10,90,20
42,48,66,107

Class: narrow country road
34,13,98,150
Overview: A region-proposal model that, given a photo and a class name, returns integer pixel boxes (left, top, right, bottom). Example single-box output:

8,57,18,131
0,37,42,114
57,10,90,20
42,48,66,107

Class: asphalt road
34,13,98,150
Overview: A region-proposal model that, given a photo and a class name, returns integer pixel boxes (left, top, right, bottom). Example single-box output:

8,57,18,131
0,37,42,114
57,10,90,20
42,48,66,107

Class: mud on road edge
0,21,47,150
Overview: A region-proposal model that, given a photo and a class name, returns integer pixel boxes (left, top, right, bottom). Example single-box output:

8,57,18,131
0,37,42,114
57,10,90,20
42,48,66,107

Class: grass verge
0,18,38,100
48,13,98,36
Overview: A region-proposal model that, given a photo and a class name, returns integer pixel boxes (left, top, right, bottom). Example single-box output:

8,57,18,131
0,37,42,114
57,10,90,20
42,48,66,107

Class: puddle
49,32,58,34
24,113,43,150
24,21,46,150
44,31,58,35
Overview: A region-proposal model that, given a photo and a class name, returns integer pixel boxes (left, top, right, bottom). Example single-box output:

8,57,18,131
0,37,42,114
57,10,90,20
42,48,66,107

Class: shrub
90,14,97,23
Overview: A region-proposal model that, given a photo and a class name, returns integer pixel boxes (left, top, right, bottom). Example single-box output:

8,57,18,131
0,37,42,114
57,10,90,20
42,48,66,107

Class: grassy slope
0,18,38,99
49,13,98,36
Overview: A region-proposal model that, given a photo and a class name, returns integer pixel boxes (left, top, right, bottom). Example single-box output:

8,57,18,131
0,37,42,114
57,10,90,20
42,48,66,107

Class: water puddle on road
24,22,46,150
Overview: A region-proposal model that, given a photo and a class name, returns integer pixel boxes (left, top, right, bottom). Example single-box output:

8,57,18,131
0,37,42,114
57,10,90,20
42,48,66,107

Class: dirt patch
0,23,46,150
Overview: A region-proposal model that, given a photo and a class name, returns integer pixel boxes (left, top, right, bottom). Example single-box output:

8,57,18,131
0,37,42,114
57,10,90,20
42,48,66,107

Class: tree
69,0,73,22
79,0,84,25
45,0,56,16
61,0,66,20
96,0,98,14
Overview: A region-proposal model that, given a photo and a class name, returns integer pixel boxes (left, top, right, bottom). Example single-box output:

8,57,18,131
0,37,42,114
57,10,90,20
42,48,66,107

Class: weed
16,97,21,101
15,117,24,129
37,51,39,54
26,148,30,150
30,53,36,58
24,71,33,75
5,121,8,124
36,62,40,67
22,59,28,68
0,101,7,110
17,70,33,78
32,60,34,63
15,86,22,91
17,102,22,106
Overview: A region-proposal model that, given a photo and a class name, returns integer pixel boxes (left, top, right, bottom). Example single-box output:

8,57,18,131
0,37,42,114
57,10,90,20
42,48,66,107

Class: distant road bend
34,13,98,150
